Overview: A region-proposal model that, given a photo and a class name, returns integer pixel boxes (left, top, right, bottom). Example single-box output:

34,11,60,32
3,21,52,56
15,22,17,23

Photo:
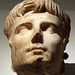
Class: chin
22,50,52,65
12,51,52,73
12,55,52,75
22,54,52,66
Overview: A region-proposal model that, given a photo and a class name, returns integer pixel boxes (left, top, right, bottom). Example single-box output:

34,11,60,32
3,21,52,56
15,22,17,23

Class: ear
8,38,12,48
63,38,68,51
11,65,15,72
63,38,66,44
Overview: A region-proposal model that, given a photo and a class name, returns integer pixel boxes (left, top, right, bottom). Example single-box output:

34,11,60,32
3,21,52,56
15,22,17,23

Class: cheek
11,35,32,66
43,33,63,52
12,34,32,47
43,33,64,62
11,35,31,58
44,33,62,44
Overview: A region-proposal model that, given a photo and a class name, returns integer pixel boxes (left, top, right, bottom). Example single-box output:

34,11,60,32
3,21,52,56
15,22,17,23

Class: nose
31,32,43,44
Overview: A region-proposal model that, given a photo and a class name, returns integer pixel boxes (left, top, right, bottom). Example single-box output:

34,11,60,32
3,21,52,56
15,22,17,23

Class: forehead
13,12,62,27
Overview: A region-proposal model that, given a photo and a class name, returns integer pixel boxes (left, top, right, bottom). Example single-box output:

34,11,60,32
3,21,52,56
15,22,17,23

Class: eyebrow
15,22,32,33
15,22,59,33
40,22,59,29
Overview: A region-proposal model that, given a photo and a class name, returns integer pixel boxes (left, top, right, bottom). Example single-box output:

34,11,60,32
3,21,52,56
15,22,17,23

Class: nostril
35,33,39,37
37,58,43,62
31,33,43,44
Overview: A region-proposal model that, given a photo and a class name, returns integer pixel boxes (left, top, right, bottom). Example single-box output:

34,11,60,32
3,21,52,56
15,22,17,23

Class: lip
32,47,47,52
27,47,47,52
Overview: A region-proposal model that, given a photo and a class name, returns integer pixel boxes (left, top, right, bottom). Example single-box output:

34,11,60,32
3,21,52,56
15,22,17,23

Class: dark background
62,64,75,75
0,0,75,11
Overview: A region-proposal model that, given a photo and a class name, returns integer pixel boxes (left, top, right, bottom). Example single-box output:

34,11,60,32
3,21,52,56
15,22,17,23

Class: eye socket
40,22,59,34
40,22,50,31
15,23,32,34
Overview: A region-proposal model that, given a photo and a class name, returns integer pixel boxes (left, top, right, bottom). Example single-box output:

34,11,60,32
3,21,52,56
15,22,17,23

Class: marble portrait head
4,0,71,75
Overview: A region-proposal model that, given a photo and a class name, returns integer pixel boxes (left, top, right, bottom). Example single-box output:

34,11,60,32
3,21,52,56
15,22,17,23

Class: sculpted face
9,12,64,70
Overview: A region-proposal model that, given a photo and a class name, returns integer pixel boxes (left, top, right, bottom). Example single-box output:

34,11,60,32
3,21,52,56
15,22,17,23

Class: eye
19,26,28,33
15,23,32,34
46,26,57,34
40,22,58,34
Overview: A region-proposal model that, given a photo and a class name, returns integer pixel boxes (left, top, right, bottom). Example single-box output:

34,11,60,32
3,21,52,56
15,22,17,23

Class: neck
17,73,60,75
16,64,61,75
17,72,50,75
15,60,61,75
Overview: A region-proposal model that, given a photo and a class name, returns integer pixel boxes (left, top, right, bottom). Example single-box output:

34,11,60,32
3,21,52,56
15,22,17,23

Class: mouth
26,47,47,54
31,47,47,52
26,47,47,56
